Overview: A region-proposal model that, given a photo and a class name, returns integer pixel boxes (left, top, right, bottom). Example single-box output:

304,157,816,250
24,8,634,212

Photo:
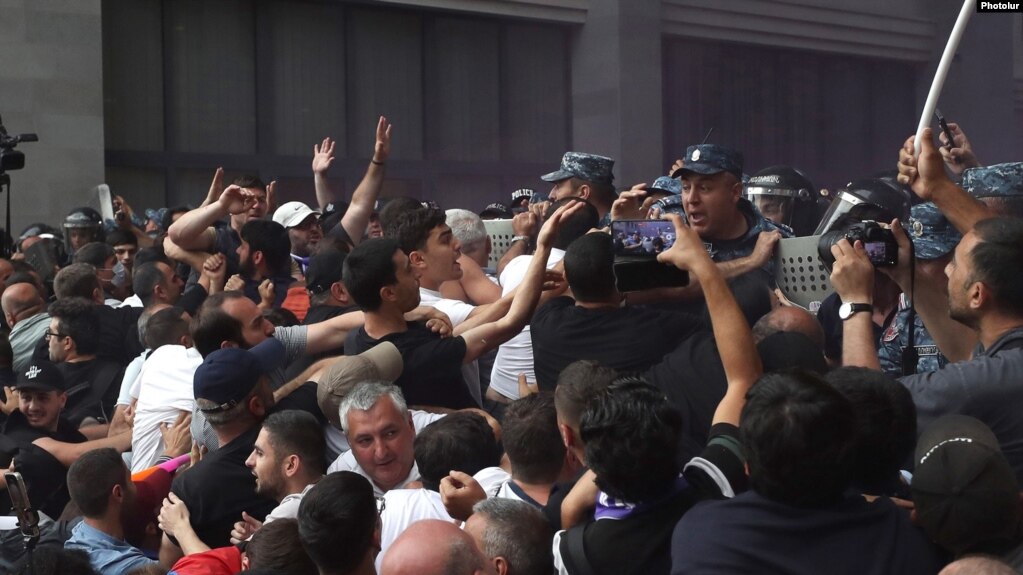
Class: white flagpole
915,0,974,154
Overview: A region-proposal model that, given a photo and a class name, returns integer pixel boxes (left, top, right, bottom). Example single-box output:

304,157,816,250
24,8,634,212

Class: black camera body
818,221,898,269
0,115,38,174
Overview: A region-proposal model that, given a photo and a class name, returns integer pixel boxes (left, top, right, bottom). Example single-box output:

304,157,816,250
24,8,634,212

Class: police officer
745,165,825,237
877,202,961,376
541,152,617,227
669,144,792,274
963,162,1023,218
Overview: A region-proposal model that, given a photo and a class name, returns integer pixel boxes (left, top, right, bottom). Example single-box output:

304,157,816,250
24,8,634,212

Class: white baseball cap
272,201,320,228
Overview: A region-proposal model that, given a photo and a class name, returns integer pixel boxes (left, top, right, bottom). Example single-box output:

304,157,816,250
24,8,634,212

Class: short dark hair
298,471,377,574
580,377,683,503
970,217,1023,317
67,448,127,518
245,518,317,575
144,306,188,349
263,307,299,328
564,233,615,302
16,548,97,575
132,262,166,308
502,393,565,484
72,242,114,268
414,412,501,492
134,245,170,267
105,229,137,247
49,297,100,355
547,198,600,251
233,174,267,191
741,370,855,508
826,367,916,495
241,219,291,275
553,360,618,428
378,197,426,232
385,207,447,255
190,291,248,357
342,238,401,312
262,410,327,476
54,263,101,300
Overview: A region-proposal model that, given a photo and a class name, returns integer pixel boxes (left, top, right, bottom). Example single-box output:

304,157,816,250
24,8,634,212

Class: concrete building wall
3,0,1021,232
0,0,105,238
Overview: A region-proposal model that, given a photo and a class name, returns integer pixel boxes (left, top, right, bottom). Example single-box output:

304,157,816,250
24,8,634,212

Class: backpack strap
561,526,598,575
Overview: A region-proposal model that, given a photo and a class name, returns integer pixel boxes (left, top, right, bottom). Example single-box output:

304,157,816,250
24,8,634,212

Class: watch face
839,302,852,319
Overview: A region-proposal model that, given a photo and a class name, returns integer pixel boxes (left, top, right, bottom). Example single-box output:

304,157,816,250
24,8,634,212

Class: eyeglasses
376,496,386,516
44,331,68,340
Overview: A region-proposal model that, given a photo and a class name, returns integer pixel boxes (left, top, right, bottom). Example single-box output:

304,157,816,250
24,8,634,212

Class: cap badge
911,220,924,237
691,149,701,161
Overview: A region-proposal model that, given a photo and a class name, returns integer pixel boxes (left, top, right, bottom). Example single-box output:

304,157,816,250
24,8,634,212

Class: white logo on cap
911,220,924,237
25,366,40,379
692,149,701,161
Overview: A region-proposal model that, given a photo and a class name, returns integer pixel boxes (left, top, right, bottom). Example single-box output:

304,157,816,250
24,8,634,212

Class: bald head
2,282,44,326
752,305,825,350
381,520,495,575
939,556,1019,575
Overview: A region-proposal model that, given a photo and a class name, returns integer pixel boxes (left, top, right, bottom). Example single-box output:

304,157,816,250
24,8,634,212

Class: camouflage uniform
962,162,1023,198
877,202,961,377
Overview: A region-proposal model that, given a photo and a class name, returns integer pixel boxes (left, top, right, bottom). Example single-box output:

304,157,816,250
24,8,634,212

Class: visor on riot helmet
813,178,911,235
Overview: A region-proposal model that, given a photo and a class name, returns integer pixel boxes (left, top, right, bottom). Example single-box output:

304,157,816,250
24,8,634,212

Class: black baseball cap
15,362,66,393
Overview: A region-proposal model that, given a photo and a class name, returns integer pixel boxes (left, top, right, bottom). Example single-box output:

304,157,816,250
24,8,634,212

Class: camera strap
901,242,918,376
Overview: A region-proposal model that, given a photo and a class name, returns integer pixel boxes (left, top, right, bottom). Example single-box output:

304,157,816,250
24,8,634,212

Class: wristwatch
838,302,872,320
510,235,531,247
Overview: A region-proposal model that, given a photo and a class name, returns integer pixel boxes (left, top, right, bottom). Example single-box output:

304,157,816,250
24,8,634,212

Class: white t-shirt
375,467,504,572
263,482,318,526
326,410,446,495
418,288,482,407
130,345,203,473
116,351,148,407
489,249,565,399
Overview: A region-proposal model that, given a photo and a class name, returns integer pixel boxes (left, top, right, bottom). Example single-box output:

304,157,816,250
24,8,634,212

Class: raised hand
312,137,336,175
897,128,950,202
218,185,256,215
657,214,714,272
201,168,225,208
374,116,392,164
611,184,655,221
536,200,585,249
937,122,980,175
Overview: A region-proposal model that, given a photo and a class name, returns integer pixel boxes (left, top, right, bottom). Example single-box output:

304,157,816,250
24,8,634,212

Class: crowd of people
0,113,1021,575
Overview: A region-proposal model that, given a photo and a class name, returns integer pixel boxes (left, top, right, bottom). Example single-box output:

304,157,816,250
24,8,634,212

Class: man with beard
64,448,159,574
233,219,293,308
167,173,272,279
273,201,323,275
230,409,327,543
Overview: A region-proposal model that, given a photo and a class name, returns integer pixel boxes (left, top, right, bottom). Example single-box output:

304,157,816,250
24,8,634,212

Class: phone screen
611,220,676,257
4,471,40,538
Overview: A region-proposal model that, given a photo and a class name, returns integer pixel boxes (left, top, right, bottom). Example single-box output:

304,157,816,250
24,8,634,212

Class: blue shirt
65,521,157,575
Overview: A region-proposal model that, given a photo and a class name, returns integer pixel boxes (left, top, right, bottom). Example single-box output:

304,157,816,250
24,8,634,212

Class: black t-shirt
284,304,361,381
818,292,891,362
56,359,125,427
0,412,86,519
671,489,944,574
350,323,475,409
558,424,747,575
643,332,728,461
170,382,322,549
35,305,145,367
530,297,704,390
